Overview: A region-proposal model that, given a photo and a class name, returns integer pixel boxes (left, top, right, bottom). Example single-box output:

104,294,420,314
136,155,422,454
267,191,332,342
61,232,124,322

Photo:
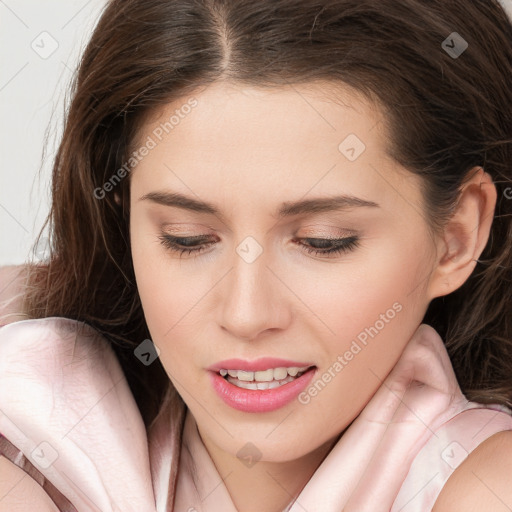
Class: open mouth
218,366,315,391
210,364,318,412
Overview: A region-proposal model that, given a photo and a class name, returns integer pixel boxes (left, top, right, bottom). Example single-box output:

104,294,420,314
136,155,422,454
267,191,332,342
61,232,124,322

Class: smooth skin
1,80,511,511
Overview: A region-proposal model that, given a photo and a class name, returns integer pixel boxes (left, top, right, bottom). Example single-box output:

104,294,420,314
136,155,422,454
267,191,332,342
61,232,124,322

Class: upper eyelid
154,210,367,237
160,223,358,237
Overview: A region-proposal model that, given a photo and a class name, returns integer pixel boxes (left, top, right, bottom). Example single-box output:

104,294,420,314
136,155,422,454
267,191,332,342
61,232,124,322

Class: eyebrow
139,191,379,220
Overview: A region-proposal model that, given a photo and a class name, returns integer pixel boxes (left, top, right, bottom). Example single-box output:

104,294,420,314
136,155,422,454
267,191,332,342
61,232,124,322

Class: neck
198,427,340,512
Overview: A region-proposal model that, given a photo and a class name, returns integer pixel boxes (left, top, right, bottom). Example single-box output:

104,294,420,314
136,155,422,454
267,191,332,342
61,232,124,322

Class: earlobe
427,167,497,300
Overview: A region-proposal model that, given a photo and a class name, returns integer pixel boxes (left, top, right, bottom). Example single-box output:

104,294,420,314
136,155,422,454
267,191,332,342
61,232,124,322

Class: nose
218,250,291,341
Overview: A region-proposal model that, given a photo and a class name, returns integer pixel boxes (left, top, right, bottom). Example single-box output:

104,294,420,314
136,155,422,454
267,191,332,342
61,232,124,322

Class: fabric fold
0,317,156,512
269,324,468,511
1,318,511,512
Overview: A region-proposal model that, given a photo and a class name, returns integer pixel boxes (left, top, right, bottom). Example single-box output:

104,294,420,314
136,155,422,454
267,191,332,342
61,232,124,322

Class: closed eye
158,234,360,258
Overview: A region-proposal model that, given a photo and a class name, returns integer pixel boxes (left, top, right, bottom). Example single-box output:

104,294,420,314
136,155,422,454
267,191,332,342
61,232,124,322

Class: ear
427,167,497,300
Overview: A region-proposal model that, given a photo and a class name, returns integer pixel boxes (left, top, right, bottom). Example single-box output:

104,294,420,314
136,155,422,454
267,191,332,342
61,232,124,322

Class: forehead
129,80,423,220
136,80,383,149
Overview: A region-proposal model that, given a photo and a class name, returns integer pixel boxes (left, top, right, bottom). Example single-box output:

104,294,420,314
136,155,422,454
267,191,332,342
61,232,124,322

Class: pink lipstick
208,358,316,413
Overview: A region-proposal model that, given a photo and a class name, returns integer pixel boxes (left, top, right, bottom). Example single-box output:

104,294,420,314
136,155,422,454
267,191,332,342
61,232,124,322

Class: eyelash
157,234,360,258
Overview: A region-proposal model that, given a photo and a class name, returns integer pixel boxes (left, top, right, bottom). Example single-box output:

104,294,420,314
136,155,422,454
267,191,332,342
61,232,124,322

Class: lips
207,358,317,412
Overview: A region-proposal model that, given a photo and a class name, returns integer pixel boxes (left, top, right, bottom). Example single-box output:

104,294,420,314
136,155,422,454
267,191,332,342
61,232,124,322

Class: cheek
291,254,430,431
130,224,211,378
295,238,431,335
132,253,193,337
297,239,432,388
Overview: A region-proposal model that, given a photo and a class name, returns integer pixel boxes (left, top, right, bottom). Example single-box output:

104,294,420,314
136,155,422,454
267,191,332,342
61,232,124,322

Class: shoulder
432,429,512,512
0,455,58,511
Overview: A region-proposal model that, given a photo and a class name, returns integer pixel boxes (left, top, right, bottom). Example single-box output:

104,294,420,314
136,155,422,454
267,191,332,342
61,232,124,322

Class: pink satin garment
1,317,512,512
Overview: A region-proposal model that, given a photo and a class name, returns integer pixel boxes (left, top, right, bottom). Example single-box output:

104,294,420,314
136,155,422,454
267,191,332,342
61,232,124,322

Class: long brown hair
24,0,512,432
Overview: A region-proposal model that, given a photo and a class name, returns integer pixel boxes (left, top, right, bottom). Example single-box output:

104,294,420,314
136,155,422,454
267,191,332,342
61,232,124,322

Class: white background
0,0,107,265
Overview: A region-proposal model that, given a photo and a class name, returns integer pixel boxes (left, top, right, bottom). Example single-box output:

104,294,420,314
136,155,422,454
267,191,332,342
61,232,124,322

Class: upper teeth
219,366,310,381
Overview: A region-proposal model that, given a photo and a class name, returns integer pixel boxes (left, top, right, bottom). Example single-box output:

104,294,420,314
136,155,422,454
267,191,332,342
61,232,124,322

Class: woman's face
129,80,439,462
